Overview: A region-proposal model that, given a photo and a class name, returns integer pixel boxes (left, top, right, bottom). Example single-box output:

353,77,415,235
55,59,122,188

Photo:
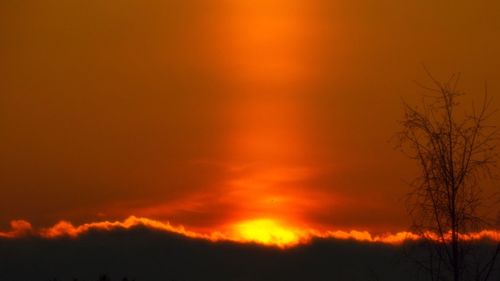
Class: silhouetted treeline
47,275,191,281
2,227,499,281
48,274,137,281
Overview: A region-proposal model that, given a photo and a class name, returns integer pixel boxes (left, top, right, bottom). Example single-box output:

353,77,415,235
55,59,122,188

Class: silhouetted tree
396,71,500,281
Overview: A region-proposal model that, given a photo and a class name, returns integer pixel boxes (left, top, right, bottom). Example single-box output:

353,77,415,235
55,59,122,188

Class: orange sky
1,0,500,237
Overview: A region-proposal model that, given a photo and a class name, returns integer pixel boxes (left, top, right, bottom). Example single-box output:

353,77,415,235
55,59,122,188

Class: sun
231,218,307,247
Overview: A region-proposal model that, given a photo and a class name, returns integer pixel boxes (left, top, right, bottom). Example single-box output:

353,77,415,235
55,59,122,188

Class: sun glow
232,218,306,247
209,0,323,240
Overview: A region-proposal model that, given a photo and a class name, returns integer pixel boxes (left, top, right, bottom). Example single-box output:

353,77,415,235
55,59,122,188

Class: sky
1,0,500,239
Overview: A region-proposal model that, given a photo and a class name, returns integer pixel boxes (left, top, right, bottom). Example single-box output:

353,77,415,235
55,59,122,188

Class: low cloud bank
2,216,500,248
1,219,499,281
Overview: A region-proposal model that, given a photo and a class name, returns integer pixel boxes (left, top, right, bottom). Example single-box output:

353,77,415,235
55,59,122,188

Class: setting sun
232,219,306,247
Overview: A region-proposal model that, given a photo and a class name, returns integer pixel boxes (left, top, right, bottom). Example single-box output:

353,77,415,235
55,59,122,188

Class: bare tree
395,71,500,281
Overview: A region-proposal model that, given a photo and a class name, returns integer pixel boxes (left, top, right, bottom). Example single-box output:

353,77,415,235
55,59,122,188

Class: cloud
0,220,33,238
2,216,500,249
1,222,499,281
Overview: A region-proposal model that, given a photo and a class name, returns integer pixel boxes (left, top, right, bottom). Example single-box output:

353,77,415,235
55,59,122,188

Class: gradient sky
1,0,500,234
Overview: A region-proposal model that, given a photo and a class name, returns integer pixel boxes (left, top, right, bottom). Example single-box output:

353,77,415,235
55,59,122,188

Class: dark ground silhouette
0,226,497,281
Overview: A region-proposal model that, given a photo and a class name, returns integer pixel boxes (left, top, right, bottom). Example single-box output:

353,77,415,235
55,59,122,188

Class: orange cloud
1,216,499,249
0,220,33,238
38,216,226,242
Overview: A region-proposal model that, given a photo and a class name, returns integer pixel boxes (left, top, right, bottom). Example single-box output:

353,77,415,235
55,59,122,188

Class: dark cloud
0,227,427,281
1,227,499,281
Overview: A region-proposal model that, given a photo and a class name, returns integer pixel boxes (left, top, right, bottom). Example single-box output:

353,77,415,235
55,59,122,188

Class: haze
1,0,500,235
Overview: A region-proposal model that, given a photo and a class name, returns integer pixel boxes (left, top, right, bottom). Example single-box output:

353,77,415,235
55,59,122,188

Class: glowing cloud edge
1,216,499,248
